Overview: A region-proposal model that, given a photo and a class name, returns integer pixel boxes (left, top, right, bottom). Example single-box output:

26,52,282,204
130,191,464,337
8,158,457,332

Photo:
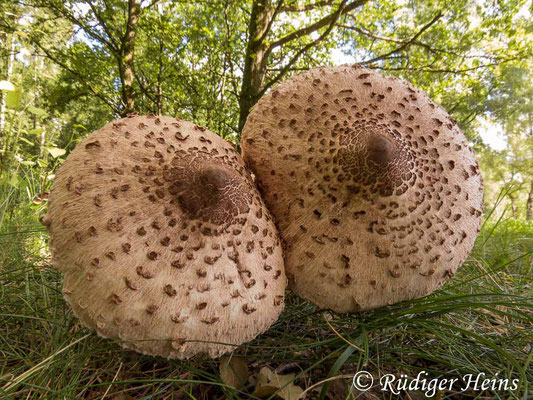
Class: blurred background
0,0,531,225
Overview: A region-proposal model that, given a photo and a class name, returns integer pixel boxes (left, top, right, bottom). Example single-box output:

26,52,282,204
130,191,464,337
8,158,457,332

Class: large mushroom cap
43,115,286,358
241,66,483,313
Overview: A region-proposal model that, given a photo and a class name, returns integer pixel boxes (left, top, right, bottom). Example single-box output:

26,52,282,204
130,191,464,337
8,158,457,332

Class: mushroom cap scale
44,115,286,358
241,65,483,313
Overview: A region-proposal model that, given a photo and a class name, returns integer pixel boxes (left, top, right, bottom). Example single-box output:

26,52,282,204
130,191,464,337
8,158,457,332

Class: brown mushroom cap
241,65,483,313
43,115,286,358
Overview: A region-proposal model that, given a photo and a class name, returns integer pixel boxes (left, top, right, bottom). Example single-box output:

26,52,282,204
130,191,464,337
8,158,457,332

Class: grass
0,202,531,399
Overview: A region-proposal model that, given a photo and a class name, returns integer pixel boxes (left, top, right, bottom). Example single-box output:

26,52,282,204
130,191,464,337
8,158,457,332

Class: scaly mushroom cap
241,66,483,313
43,115,286,358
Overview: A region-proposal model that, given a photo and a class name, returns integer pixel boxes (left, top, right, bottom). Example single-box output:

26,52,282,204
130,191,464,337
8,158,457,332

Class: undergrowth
0,202,531,399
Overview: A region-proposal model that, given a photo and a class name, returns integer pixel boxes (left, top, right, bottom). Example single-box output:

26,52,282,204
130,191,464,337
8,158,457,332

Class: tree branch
359,12,443,65
38,1,119,56
134,70,157,104
260,0,347,96
339,17,474,59
281,0,334,12
143,0,163,9
86,0,120,52
338,23,403,43
32,41,119,113
268,0,366,50
259,0,284,44
222,0,240,99
366,55,527,74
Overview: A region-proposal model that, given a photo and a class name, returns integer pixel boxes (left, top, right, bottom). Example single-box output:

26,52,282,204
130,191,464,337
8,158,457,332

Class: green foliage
0,0,529,223
339,0,532,138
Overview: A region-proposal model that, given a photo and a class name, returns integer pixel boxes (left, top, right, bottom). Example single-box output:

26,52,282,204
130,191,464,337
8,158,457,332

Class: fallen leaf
252,366,304,399
219,355,249,390
323,377,350,399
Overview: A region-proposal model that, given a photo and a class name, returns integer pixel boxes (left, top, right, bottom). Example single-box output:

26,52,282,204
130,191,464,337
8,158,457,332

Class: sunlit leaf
28,127,44,135
7,174,19,188
5,88,21,109
18,137,34,146
47,147,66,158
20,160,36,166
252,367,303,399
27,105,49,117
0,80,15,91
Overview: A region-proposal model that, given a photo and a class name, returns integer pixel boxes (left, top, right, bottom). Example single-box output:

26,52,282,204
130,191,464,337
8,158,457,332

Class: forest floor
0,203,531,399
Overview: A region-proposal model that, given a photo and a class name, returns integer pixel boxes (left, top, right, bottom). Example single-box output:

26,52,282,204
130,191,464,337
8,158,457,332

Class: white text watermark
352,371,519,397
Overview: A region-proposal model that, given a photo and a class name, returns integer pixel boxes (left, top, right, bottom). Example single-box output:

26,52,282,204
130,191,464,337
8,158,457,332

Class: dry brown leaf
309,377,356,400
252,366,304,399
219,355,249,390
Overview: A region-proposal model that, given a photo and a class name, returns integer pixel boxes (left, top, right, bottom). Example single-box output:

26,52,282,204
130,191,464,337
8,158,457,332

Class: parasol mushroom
42,114,286,358
241,65,483,312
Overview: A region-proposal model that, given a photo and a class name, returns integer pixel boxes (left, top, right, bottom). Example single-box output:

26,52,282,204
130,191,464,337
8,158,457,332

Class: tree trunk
526,180,533,221
509,193,516,218
121,0,140,116
238,0,274,132
156,39,163,115
0,32,16,179
0,33,15,139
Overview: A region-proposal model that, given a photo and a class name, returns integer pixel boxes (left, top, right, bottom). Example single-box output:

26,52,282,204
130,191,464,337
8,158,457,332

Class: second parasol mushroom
241,65,483,313
42,115,286,358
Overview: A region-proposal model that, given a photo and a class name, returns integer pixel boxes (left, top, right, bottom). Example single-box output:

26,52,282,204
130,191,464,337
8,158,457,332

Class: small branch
259,0,284,44
366,55,527,74
134,72,157,104
38,1,119,56
223,0,240,99
260,1,348,96
338,21,480,59
33,42,119,113
86,0,120,52
267,67,309,71
268,0,366,50
143,0,163,8
281,0,334,12
359,12,443,65
338,23,403,43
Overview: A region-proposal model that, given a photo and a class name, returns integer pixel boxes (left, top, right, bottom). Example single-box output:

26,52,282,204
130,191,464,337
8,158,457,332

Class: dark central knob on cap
336,124,413,197
178,165,231,214
197,165,231,191
165,155,252,225
366,134,397,167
